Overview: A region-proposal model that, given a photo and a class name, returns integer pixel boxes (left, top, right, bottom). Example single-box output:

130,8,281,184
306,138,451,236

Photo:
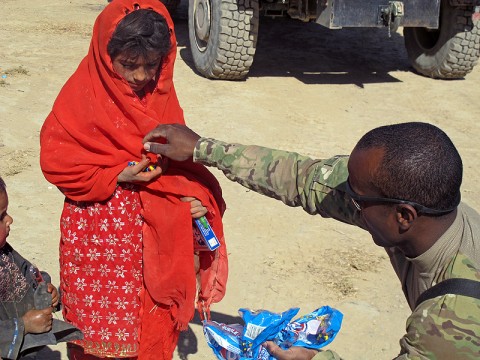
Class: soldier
143,122,480,360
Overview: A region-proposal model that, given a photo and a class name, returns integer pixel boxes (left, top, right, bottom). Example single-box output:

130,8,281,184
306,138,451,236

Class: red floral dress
59,185,143,358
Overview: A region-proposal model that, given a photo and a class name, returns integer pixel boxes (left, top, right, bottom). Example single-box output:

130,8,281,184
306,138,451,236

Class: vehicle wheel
161,0,181,15
188,0,259,80
404,0,480,79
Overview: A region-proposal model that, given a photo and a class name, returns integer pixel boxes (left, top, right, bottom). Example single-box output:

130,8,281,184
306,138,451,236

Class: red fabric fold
40,0,227,330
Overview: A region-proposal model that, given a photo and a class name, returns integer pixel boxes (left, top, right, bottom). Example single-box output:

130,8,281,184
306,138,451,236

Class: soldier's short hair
355,122,462,212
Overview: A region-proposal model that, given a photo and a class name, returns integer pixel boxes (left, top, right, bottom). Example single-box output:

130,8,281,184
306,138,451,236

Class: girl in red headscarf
40,1,228,359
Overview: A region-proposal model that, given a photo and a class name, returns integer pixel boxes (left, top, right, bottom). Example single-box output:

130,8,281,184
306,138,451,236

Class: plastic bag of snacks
203,306,343,360
276,306,343,350
239,307,300,358
203,321,270,360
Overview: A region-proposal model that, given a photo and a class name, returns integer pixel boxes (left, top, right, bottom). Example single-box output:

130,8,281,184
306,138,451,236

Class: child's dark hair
107,9,171,61
0,177,5,193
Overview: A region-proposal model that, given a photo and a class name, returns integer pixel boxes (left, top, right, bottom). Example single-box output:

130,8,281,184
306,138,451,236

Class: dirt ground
1,0,479,359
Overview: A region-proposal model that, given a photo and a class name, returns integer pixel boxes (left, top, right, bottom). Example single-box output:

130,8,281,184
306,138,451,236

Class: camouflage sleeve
394,295,480,360
194,138,363,227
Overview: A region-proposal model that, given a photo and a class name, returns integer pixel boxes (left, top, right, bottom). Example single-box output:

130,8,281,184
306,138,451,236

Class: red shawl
40,0,227,330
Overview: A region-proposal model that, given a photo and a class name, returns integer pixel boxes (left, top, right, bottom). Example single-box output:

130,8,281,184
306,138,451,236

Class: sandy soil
1,0,479,359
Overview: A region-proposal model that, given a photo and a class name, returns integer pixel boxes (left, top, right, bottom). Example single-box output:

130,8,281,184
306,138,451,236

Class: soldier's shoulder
404,293,480,358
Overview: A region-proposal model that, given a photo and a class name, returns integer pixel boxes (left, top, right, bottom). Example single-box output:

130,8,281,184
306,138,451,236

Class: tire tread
191,0,259,80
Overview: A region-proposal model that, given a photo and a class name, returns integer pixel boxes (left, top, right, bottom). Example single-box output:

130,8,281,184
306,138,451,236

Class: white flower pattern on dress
60,186,143,355
116,328,129,341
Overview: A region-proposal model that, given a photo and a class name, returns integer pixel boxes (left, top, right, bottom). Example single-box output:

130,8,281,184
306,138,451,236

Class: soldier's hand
143,124,200,162
22,307,53,334
264,341,319,360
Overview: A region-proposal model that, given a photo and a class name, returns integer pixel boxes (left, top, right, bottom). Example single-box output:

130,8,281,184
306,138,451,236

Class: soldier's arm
194,138,363,227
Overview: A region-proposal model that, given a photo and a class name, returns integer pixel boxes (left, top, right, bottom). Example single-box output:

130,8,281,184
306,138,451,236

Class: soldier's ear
396,204,417,230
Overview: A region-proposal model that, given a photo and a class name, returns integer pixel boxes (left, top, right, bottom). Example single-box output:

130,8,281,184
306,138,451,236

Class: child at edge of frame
0,176,83,360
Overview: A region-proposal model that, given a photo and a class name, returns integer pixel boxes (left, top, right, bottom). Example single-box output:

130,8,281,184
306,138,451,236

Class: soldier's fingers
264,341,281,357
143,125,167,143
144,142,169,156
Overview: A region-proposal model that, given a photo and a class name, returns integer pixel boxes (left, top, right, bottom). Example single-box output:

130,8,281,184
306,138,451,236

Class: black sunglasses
345,179,459,215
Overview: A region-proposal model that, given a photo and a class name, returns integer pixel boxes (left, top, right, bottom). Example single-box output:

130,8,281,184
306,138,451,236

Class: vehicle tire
403,0,480,79
188,0,259,80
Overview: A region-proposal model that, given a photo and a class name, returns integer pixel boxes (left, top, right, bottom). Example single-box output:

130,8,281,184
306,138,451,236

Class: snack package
203,306,343,360
203,321,244,359
276,306,343,349
203,321,279,360
193,216,220,251
239,307,299,358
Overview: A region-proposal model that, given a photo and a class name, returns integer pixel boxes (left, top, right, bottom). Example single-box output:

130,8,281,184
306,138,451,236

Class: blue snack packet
203,306,343,359
203,320,244,359
203,319,272,360
194,216,220,251
239,307,299,358
276,306,343,350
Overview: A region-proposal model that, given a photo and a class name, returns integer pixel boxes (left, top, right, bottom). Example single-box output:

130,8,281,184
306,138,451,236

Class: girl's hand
22,308,53,334
47,283,59,308
117,154,165,184
181,197,208,218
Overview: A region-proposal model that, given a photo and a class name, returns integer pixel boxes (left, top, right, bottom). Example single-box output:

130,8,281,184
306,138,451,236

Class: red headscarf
40,0,227,330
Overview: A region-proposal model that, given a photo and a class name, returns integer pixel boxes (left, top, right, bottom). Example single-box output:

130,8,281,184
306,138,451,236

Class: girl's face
0,191,13,249
112,51,163,94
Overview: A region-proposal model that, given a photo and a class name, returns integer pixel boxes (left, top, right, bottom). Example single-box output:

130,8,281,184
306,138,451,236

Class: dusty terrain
1,1,479,359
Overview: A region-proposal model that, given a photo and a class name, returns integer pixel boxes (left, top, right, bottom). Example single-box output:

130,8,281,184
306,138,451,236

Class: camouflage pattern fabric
195,138,363,228
395,252,480,360
194,138,480,360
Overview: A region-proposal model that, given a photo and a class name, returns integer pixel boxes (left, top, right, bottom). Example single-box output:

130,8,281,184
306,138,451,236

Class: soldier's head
346,122,462,255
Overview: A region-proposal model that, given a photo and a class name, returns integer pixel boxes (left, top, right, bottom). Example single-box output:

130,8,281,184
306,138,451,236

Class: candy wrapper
127,161,157,172
239,307,299,358
276,306,343,350
203,321,271,360
203,306,343,360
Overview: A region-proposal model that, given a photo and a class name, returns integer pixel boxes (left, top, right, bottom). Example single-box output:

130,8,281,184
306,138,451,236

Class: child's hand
22,307,53,334
117,155,164,184
47,283,59,308
181,197,207,218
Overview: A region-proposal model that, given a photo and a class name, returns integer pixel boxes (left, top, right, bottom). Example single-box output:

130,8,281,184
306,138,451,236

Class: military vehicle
180,0,480,80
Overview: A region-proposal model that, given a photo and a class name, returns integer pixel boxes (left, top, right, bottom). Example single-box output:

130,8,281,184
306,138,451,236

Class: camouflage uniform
194,138,480,360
